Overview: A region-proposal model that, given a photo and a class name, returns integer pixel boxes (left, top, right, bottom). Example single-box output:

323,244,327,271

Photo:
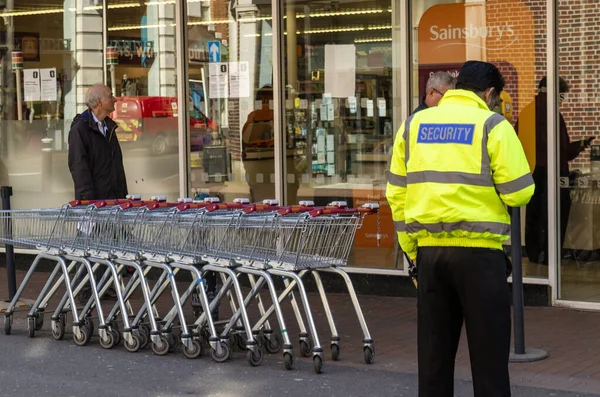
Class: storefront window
0,1,90,209
281,1,400,269
412,0,547,279
0,1,180,209
187,0,275,205
107,0,179,201
557,1,600,302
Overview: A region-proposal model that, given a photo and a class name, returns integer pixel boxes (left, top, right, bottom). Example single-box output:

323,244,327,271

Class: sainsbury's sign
429,22,515,41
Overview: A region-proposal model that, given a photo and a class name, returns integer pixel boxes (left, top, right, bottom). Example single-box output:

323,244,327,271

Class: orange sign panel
353,189,395,249
418,3,467,65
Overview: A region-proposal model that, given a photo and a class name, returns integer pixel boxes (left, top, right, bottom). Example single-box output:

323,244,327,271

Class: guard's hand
586,136,596,146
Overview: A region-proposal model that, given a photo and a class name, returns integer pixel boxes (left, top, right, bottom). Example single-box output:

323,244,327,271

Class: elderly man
68,84,128,200
68,84,128,301
413,71,457,114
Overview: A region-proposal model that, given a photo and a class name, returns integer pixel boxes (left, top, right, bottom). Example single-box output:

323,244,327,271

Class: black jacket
412,98,428,115
68,109,128,200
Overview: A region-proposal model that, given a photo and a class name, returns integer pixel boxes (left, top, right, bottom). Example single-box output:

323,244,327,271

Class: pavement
2,266,600,397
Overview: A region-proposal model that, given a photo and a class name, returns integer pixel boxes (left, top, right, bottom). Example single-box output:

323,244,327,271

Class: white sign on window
23,69,41,102
40,68,58,101
209,63,229,99
229,61,250,98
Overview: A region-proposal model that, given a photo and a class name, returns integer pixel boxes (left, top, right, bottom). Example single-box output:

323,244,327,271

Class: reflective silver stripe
388,172,407,187
406,221,510,236
403,114,415,165
496,173,535,195
407,171,493,186
481,113,505,175
394,220,406,232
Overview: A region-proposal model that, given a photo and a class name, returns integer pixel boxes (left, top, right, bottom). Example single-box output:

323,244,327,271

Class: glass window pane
282,1,398,269
107,0,179,201
0,1,94,208
557,1,600,301
412,0,547,278
187,0,275,203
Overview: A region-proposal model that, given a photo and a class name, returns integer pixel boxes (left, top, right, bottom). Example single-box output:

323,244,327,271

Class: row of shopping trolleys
0,196,379,374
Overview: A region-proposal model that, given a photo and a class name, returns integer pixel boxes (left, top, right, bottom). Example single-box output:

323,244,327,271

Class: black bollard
508,206,548,363
1,186,16,300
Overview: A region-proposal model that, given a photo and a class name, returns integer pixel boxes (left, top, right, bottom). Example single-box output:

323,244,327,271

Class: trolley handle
243,204,281,214
205,203,244,212
68,199,131,208
357,203,380,215
118,200,179,210
279,205,326,215
145,202,180,211
308,208,359,217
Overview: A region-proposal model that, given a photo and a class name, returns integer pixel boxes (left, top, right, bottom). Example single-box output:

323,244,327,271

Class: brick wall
210,0,230,43
486,0,538,126
486,0,595,170
556,0,599,170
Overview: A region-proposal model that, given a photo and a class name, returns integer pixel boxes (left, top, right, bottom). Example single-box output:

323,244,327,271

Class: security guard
386,61,534,397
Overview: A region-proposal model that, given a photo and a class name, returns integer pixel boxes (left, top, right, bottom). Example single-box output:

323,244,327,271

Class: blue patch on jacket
417,123,475,145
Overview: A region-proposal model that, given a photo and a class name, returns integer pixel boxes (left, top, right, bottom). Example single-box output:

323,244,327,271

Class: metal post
41,136,54,192
175,0,191,199
509,206,548,363
1,186,16,300
272,0,286,204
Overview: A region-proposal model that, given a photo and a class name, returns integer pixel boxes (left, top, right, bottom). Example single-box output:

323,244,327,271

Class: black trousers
417,246,511,397
525,167,572,263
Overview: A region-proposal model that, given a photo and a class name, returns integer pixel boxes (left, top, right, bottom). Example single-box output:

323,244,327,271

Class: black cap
456,61,505,94
538,76,569,93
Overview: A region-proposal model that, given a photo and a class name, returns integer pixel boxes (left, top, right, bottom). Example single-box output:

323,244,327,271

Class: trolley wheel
236,334,247,351
364,346,375,365
264,333,283,355
139,329,150,350
99,330,116,349
73,325,92,346
124,334,142,353
247,347,264,367
299,339,312,358
331,344,340,361
211,342,230,363
111,329,121,347
52,318,66,341
151,336,170,356
313,355,323,374
182,340,203,359
35,310,44,331
284,352,294,370
139,323,150,340
167,333,179,353
109,320,120,333
82,318,95,336
28,317,36,338
4,315,12,336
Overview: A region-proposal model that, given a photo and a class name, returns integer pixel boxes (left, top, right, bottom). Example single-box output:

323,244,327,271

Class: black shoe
101,288,118,301
77,289,92,304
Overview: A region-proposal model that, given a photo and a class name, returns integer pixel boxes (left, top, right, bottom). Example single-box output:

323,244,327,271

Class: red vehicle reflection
110,96,217,155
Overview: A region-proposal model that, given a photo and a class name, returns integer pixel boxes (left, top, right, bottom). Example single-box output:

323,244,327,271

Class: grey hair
426,71,457,93
85,84,108,108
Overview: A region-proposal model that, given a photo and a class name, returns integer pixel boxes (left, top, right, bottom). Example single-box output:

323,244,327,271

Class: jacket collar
438,89,490,111
82,108,116,133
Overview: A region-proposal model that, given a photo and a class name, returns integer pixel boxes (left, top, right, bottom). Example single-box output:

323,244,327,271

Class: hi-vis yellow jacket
386,89,535,260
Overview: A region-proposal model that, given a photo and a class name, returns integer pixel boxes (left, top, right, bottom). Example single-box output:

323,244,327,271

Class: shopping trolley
148,199,292,367
186,199,379,373
0,201,133,345
225,200,380,371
